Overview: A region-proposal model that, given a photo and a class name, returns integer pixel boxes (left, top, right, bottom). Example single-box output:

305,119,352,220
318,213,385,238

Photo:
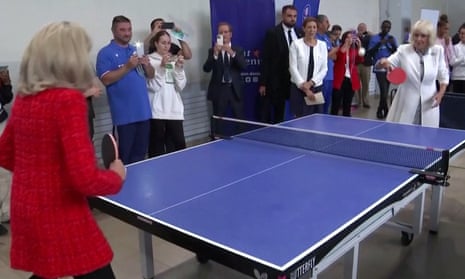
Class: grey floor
1,95,465,279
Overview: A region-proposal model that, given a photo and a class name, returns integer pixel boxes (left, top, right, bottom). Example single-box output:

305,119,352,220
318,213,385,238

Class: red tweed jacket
0,88,122,278
332,47,364,91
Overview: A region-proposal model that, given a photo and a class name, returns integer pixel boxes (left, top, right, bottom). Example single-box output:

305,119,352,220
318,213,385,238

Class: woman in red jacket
0,22,126,279
331,31,365,116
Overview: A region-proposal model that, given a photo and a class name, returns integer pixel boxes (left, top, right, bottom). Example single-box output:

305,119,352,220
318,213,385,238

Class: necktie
307,46,314,82
288,29,293,46
223,51,231,83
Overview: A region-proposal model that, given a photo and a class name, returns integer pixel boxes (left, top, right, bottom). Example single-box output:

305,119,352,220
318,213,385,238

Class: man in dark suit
203,22,247,137
259,5,302,123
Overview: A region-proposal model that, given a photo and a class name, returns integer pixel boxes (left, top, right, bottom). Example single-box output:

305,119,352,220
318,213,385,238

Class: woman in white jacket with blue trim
147,30,187,157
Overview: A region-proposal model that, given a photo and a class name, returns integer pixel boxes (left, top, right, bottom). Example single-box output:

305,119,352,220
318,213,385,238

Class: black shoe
0,224,8,236
376,108,384,119
363,104,370,108
383,107,389,118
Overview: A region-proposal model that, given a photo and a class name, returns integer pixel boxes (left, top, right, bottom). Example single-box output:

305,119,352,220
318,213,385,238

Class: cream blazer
289,38,328,88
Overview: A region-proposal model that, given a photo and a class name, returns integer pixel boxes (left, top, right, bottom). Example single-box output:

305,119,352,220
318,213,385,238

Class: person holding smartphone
96,15,154,165
331,31,364,117
143,18,192,60
203,22,247,137
147,31,187,157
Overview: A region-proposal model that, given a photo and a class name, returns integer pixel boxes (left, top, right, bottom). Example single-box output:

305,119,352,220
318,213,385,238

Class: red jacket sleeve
57,90,123,196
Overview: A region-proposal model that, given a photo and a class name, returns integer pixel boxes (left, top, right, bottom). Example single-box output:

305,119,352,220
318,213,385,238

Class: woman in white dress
377,20,449,127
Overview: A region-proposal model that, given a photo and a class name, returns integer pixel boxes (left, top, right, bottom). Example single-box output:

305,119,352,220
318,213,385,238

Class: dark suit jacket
203,45,247,102
259,24,303,103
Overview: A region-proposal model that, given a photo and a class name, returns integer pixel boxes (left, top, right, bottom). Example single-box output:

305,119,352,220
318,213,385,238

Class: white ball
358,47,366,56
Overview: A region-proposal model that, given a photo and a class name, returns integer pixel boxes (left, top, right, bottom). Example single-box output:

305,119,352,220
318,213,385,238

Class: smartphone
216,34,223,46
161,22,175,29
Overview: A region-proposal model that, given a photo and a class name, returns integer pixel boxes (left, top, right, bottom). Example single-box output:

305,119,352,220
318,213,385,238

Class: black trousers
375,72,390,110
30,264,115,279
148,119,186,157
211,84,244,136
453,80,465,93
331,78,354,117
258,94,286,124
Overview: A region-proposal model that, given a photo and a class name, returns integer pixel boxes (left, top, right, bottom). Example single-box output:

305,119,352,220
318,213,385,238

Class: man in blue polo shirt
96,15,154,164
316,14,338,114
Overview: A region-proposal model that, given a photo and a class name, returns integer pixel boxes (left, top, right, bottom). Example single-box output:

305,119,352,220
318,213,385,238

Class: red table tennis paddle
387,67,407,85
101,133,118,169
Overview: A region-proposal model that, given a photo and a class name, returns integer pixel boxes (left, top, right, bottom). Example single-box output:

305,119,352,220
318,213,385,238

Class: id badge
165,62,175,84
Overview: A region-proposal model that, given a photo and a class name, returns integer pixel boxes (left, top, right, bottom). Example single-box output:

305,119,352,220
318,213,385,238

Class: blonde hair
18,21,94,95
409,20,436,47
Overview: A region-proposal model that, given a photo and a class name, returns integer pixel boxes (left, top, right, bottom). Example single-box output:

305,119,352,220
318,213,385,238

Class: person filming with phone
143,18,192,60
203,22,247,138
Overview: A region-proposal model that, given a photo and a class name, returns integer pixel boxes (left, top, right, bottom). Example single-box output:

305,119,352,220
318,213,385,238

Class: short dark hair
112,15,130,30
282,5,297,15
331,25,342,32
316,14,327,24
381,20,392,26
218,21,233,33
340,30,352,44
150,18,164,31
437,14,448,28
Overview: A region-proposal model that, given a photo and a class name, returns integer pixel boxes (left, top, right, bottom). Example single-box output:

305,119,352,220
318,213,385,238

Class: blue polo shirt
96,40,151,126
316,32,334,80
368,33,398,72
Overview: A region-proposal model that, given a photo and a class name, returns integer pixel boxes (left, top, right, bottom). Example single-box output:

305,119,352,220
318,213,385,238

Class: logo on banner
302,4,312,23
241,48,261,84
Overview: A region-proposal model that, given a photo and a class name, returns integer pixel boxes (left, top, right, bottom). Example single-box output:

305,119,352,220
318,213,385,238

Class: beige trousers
356,64,372,106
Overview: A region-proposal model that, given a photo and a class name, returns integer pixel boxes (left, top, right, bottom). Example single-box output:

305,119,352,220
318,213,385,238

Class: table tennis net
213,116,448,172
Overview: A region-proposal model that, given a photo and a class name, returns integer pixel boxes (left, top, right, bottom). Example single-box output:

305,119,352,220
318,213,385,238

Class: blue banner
209,0,275,120
293,0,320,26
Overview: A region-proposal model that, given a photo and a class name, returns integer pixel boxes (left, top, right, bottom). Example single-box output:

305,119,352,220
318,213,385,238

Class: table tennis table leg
412,188,425,235
429,185,443,233
138,230,155,279
343,243,359,279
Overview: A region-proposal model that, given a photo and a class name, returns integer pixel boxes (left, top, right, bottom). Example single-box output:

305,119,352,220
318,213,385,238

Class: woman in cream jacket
289,17,328,117
377,20,449,127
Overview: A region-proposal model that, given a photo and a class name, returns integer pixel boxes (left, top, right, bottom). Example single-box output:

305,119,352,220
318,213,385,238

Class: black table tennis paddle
101,133,118,169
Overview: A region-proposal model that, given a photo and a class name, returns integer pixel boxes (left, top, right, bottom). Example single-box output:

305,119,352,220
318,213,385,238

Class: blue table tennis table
91,114,465,279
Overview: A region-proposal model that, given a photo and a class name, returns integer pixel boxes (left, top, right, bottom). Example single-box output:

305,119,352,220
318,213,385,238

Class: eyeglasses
413,33,428,38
